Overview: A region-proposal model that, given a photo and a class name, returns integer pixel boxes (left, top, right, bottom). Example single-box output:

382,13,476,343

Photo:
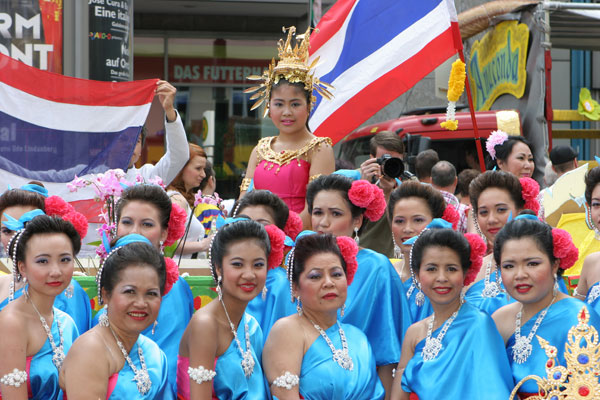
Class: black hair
209,219,271,282
233,190,289,230
116,185,172,230
469,171,525,213
8,215,81,274
585,167,600,205
0,188,46,218
100,240,167,298
493,217,562,276
410,228,471,275
291,233,346,285
200,159,215,192
387,181,446,221
486,136,533,171
306,174,366,234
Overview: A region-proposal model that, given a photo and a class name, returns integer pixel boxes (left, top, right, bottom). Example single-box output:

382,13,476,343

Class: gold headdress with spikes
244,26,334,117
509,306,600,399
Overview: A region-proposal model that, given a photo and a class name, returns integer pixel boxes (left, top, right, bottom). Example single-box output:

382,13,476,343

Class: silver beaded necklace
24,288,65,370
219,298,255,378
512,293,557,364
306,317,354,370
422,304,462,362
107,324,152,395
481,260,502,298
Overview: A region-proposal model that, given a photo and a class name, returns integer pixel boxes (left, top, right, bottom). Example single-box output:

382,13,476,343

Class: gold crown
244,26,334,117
510,306,600,399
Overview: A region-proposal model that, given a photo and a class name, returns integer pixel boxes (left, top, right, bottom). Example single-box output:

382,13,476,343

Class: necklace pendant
482,281,500,298
332,349,354,370
513,336,533,364
422,337,443,362
52,346,65,370
241,350,255,377
133,369,152,395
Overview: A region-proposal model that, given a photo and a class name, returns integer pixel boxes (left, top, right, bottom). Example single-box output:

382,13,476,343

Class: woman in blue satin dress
0,185,92,333
61,236,171,399
178,219,282,400
391,228,512,400
492,216,600,398
574,167,600,311
0,215,82,400
306,174,411,394
235,190,299,341
263,233,384,399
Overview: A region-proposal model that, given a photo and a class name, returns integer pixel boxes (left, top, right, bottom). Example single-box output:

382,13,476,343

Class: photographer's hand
360,158,381,183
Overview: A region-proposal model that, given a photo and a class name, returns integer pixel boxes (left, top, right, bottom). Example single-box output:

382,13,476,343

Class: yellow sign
468,21,529,111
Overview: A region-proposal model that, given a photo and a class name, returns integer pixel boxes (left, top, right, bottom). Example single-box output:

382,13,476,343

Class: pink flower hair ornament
44,196,89,240
165,203,187,247
519,177,540,215
265,224,286,269
348,180,386,222
336,236,359,285
442,204,460,230
552,228,578,270
284,211,303,241
463,233,487,286
163,256,180,295
486,130,509,160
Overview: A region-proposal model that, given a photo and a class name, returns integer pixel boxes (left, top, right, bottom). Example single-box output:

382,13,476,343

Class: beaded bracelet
272,371,299,390
188,366,216,384
1,368,27,387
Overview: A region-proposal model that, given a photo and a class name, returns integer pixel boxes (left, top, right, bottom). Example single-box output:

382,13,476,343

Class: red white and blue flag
0,53,157,194
308,0,462,143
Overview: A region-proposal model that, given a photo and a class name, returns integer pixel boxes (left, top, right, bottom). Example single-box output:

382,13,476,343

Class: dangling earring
353,227,360,245
22,276,27,284
585,205,600,240
152,320,158,335
216,276,223,301
473,216,486,241
553,274,559,297
99,306,110,327
415,280,425,307
340,303,346,318
261,286,268,300
296,296,303,316
159,240,165,255
64,282,74,299
392,237,402,259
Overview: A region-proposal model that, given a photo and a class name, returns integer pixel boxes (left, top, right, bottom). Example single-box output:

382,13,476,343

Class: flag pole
457,48,486,172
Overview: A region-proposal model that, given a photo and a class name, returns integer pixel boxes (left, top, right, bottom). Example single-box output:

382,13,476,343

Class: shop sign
169,58,268,84
0,0,63,72
468,21,529,111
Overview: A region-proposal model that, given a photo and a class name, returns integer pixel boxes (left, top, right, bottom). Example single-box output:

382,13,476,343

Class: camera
376,154,405,179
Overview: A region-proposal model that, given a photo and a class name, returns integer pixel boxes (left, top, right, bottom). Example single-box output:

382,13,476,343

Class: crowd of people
0,26,598,400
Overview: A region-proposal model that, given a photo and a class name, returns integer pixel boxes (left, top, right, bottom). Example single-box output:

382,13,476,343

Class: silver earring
296,297,303,316
353,227,360,245
159,240,165,255
99,307,110,327
261,285,268,300
415,280,425,307
216,276,222,301
340,303,346,318
553,275,559,297
392,238,402,259
152,320,158,335
64,282,74,299
473,216,486,241
22,276,27,284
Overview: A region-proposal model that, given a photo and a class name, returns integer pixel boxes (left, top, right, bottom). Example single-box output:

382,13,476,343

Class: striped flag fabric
0,53,157,189
308,0,462,144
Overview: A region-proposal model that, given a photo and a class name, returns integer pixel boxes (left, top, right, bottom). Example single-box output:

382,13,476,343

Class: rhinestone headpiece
509,306,600,399
245,26,334,117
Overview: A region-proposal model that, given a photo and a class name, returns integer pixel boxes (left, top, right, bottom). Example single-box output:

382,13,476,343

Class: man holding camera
358,131,406,257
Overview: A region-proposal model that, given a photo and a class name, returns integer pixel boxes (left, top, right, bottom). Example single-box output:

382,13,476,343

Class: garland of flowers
463,233,486,286
440,59,466,131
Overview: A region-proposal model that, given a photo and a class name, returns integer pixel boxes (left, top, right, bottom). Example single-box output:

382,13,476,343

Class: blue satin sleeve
246,267,296,342
340,249,411,366
506,297,600,394
299,322,384,400
107,334,174,399
213,313,268,399
401,303,512,400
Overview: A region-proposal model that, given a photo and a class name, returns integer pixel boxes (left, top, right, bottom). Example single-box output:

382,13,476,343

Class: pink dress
253,136,332,213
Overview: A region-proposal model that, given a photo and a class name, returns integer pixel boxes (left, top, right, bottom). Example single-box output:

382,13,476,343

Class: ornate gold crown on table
244,26,334,117
509,306,600,400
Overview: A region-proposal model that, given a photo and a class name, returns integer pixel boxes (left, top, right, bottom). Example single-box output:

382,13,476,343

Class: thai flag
309,0,462,143
0,53,157,215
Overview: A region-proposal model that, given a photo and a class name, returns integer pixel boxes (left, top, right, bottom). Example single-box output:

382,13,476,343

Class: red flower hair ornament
44,195,88,240
284,211,303,241
442,204,460,230
463,233,487,286
336,236,359,285
165,202,187,247
552,228,578,270
265,224,286,269
519,177,540,215
163,257,180,296
348,180,386,222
